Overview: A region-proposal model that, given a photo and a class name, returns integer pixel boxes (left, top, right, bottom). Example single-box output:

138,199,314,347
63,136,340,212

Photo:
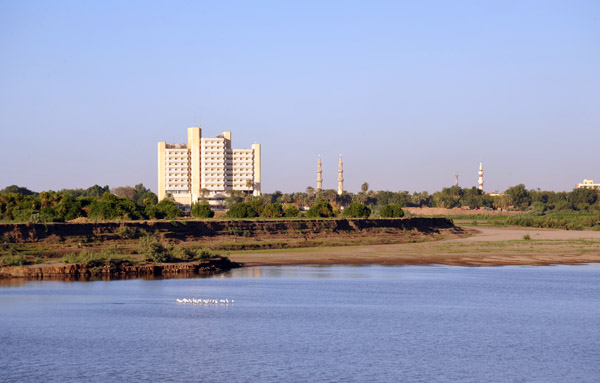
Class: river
1,265,599,382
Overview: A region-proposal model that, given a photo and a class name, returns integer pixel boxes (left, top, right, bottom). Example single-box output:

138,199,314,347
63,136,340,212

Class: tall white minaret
317,155,323,192
478,162,484,191
337,154,344,195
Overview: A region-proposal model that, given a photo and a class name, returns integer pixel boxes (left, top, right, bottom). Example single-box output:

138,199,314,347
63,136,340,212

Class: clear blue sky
1,0,598,194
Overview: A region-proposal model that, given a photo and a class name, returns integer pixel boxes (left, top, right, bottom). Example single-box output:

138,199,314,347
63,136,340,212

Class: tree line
1,182,598,222
0,184,180,222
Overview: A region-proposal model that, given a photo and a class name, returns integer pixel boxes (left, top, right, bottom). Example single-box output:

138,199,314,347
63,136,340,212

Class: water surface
1,265,599,382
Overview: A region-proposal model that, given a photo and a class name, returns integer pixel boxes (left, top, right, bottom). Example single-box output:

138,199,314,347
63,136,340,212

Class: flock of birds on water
176,298,234,306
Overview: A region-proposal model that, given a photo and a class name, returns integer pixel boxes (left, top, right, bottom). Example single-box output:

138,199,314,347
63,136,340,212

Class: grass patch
61,250,137,267
0,253,30,266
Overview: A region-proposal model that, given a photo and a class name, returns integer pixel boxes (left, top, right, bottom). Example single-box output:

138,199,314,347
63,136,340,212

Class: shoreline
228,226,600,267
3,225,600,280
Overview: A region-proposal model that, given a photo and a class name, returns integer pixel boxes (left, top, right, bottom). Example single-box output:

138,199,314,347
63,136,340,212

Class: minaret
337,154,344,195
316,155,323,192
478,162,484,192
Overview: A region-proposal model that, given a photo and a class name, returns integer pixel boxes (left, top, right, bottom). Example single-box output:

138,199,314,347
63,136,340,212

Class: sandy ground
229,226,600,266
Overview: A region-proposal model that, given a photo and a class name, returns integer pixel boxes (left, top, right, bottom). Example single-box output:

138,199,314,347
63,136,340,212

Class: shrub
261,203,284,218
284,205,299,218
116,226,136,238
306,200,334,218
138,235,172,263
226,202,258,218
0,254,28,266
61,250,136,267
168,245,191,261
380,204,405,218
155,199,181,219
342,202,371,218
190,248,217,261
191,202,215,218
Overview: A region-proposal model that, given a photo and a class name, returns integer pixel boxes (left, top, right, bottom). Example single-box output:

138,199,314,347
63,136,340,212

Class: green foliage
380,204,405,218
116,226,136,238
89,192,143,220
306,200,334,218
261,203,284,218
496,213,600,231
284,205,300,217
189,248,218,261
226,202,259,218
191,202,215,218
155,199,181,219
523,234,531,240
0,253,29,266
505,184,531,209
61,250,136,267
343,201,371,218
0,185,36,196
138,235,172,263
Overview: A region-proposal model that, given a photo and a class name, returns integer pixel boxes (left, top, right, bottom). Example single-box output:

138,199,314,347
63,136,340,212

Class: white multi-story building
158,127,261,207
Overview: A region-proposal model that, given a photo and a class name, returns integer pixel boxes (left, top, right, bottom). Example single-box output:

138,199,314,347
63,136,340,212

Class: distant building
478,163,484,192
316,156,323,192
576,179,600,190
158,127,261,207
337,155,344,196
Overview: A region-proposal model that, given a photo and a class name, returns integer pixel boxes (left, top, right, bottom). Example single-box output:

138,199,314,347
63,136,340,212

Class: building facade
158,127,261,207
576,179,600,190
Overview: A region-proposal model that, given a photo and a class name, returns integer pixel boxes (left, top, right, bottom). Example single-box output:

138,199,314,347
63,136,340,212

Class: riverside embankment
0,217,459,244
0,218,466,279
0,257,239,280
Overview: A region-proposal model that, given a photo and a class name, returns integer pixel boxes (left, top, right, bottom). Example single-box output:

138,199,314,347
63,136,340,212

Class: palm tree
361,182,369,193
306,186,315,197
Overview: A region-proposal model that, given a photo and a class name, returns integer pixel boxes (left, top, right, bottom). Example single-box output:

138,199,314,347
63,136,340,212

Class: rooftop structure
158,127,261,207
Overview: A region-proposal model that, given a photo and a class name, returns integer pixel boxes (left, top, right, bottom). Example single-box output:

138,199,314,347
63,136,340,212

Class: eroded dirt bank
0,218,458,244
0,257,239,280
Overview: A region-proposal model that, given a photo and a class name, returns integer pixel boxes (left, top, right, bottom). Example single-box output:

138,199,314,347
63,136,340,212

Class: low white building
576,179,600,190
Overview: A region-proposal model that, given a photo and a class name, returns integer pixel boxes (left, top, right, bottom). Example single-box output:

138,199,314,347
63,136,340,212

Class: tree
225,190,245,207
306,186,315,197
505,184,531,208
0,185,36,196
155,198,180,219
568,188,598,206
55,194,83,221
261,203,284,218
85,185,110,198
306,200,334,218
112,186,136,201
191,202,214,218
226,202,258,218
361,182,369,193
284,205,300,217
380,204,405,218
342,201,371,218
245,179,254,195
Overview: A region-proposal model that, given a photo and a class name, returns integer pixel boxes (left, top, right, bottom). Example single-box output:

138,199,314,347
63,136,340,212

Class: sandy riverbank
229,226,600,266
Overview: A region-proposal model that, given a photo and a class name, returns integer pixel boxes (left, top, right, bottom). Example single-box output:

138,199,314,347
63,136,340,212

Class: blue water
1,265,599,382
